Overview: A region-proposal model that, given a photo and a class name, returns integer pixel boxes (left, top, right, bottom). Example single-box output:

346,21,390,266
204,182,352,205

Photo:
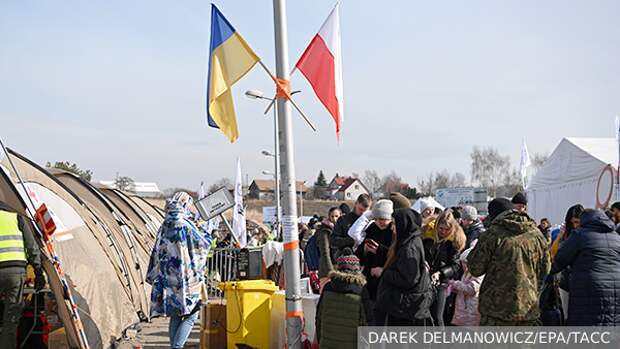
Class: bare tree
208,178,232,194
531,153,549,172
433,170,451,190
363,170,383,197
115,176,135,192
497,167,523,198
381,171,405,195
417,172,436,195
451,172,467,187
418,170,468,195
471,146,511,197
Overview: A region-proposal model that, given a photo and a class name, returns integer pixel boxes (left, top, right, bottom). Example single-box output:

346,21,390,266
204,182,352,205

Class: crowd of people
4,187,620,349
305,193,620,348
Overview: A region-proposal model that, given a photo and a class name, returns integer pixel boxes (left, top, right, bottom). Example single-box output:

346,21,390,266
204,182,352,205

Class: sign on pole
194,187,234,221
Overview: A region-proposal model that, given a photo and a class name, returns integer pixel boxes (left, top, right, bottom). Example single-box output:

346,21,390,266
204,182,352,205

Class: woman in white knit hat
354,199,394,325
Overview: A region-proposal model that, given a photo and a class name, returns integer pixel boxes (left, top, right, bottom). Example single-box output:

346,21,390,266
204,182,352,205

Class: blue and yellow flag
207,5,259,143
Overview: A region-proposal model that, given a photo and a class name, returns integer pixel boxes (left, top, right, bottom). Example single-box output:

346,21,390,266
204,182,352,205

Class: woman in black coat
375,208,433,325
551,209,620,326
427,209,466,327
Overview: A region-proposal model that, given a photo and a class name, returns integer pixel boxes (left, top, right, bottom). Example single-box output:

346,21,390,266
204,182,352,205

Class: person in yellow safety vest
0,201,45,349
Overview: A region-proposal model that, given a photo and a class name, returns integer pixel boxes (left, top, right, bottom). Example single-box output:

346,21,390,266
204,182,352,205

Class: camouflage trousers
480,314,541,326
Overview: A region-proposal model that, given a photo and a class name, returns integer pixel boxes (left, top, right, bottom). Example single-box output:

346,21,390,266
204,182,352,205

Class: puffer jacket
551,209,620,326
451,271,484,326
316,271,373,349
468,210,550,323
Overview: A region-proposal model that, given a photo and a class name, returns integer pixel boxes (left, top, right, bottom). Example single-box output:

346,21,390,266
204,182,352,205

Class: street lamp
245,89,267,100
246,89,300,240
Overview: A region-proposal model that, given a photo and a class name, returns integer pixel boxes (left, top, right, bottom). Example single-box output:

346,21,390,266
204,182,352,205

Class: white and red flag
295,3,343,139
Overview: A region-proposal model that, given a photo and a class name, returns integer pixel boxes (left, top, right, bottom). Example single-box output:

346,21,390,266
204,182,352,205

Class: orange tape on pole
283,240,299,251
275,78,291,100
286,311,304,319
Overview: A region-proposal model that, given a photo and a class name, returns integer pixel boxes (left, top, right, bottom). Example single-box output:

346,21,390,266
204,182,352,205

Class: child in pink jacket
449,245,484,326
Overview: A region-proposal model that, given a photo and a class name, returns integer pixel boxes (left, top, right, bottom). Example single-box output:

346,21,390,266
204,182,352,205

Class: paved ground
117,317,201,349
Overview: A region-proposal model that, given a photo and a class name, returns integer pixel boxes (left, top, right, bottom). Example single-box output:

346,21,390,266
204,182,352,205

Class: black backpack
539,274,564,326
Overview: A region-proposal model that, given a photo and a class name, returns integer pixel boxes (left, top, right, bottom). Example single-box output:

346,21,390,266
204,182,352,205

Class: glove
34,268,46,291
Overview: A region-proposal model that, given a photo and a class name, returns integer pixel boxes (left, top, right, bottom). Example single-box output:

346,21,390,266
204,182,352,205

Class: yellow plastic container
220,280,279,349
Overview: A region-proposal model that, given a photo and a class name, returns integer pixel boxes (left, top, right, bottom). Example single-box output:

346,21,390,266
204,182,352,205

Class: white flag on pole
232,158,247,248
520,138,532,188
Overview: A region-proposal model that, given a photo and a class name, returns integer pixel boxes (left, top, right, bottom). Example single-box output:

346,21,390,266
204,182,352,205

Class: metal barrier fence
205,246,270,299
205,247,239,299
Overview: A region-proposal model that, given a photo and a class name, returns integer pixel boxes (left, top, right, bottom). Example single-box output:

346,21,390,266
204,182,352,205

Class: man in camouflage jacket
467,198,550,325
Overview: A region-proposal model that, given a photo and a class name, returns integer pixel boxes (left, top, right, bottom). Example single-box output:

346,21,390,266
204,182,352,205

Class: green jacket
316,271,372,349
467,210,550,323
315,222,335,278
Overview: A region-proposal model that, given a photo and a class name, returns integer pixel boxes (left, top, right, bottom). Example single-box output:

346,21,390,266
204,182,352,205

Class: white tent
527,137,618,224
412,196,445,213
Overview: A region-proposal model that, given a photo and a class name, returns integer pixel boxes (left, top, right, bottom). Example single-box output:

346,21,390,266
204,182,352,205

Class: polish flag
295,4,343,139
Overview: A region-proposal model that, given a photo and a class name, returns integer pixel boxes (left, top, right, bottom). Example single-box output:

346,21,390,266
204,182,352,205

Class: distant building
327,174,370,200
248,179,307,200
99,180,163,198
327,174,350,199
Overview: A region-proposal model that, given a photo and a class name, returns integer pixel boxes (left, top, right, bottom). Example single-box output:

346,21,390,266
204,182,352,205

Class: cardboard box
200,299,227,349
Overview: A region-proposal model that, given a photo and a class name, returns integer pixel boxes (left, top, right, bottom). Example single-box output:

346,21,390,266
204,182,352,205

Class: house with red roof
327,174,370,200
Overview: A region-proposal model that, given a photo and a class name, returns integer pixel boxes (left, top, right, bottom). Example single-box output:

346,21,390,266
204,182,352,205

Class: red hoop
596,164,614,209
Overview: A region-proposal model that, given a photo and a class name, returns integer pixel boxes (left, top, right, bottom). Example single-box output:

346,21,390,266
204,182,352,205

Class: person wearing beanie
316,247,373,349
389,192,411,210
487,198,514,223
346,200,395,324
467,198,550,325
512,192,528,212
461,205,485,249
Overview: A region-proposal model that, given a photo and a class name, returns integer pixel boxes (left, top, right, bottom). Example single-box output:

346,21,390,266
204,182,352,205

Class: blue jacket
551,209,620,326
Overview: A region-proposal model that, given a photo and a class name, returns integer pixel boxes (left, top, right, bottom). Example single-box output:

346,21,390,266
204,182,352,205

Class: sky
1,1,619,191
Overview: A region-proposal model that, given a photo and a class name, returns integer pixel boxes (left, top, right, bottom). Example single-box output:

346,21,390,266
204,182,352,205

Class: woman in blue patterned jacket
146,192,212,349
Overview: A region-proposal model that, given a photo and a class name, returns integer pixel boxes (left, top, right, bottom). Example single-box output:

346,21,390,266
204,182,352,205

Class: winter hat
461,206,479,221
389,192,411,210
339,202,351,215
512,192,528,205
336,247,362,274
488,198,513,222
372,199,394,220
418,198,433,212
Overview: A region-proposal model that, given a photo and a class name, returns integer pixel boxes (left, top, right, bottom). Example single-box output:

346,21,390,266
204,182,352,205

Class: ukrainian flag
207,5,259,143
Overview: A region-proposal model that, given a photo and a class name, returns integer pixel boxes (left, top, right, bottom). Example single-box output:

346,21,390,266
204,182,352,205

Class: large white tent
527,137,618,224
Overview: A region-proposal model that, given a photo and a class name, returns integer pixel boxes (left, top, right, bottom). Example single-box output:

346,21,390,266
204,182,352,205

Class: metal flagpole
273,104,282,239
272,0,303,347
